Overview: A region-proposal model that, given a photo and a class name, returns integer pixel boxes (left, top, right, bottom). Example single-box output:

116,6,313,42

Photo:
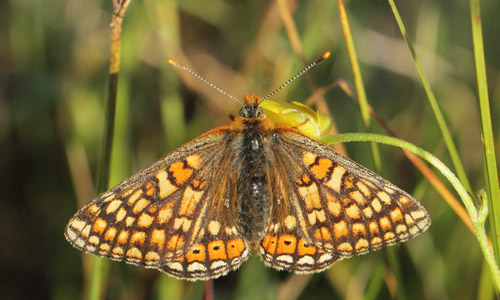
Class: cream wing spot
126,247,143,260
326,194,341,217
284,215,297,230
356,181,371,197
173,217,192,232
103,194,115,202
99,243,111,252
112,247,124,257
106,199,122,214
133,198,150,214
369,221,379,235
396,224,408,234
377,191,392,205
326,166,347,193
66,229,77,241
303,151,317,165
355,239,369,252
92,218,107,234
70,219,86,231
384,232,396,242
131,231,146,244
297,255,315,265
411,210,427,220
89,235,100,245
151,229,166,248
156,170,178,199
350,190,366,205
405,214,415,226
85,244,96,252
334,221,348,238
409,225,420,235
187,262,208,272
138,213,154,228
318,253,334,264
337,242,353,253
179,187,204,216
345,204,361,219
371,237,383,247
157,203,174,224
82,225,91,237
117,230,129,244
208,220,221,235
325,166,346,192
277,255,294,263
211,260,228,270
398,196,411,205
125,216,136,227
371,198,383,212
185,154,202,169
167,262,183,272
127,189,143,206
115,207,127,222
225,226,237,235
308,210,326,225
104,227,117,241
145,251,160,262
362,207,373,218
384,186,395,194
298,183,321,210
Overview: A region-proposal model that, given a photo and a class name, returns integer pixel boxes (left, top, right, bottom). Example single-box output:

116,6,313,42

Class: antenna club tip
167,58,179,67
314,51,331,64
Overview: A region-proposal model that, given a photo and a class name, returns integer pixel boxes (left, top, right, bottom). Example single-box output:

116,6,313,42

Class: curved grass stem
322,133,500,292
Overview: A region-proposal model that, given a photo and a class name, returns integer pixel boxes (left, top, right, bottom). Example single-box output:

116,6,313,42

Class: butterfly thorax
233,95,273,248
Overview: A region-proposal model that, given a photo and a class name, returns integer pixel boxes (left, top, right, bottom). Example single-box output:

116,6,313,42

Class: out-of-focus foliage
1,0,499,299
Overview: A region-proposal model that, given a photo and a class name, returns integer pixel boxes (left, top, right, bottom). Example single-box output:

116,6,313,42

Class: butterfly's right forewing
65,127,248,277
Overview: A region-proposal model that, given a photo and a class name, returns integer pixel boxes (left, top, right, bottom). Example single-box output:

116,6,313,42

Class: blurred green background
2,0,499,299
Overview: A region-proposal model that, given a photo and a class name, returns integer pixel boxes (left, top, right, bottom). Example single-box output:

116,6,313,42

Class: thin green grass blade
363,262,386,300
87,1,133,299
337,0,382,171
387,0,473,196
469,0,500,267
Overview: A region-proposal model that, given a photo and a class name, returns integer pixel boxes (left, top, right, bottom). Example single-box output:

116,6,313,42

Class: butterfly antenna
167,58,244,105
261,51,331,102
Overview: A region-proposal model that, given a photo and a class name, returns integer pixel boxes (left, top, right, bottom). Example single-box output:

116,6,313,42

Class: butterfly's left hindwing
65,127,249,280
258,174,343,273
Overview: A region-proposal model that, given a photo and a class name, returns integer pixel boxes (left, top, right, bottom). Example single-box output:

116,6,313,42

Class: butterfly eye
239,107,250,118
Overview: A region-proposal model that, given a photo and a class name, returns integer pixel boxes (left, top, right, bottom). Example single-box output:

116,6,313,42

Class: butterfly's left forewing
268,128,431,259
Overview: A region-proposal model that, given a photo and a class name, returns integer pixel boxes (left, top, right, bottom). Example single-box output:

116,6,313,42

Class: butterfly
65,52,431,281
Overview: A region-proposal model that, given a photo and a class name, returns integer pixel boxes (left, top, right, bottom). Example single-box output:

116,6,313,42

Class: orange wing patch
259,233,342,273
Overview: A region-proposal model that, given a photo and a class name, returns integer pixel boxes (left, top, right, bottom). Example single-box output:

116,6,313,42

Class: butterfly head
239,94,264,118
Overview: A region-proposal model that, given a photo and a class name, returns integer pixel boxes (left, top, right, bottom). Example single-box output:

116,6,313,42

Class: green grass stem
323,133,500,292
469,0,500,267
